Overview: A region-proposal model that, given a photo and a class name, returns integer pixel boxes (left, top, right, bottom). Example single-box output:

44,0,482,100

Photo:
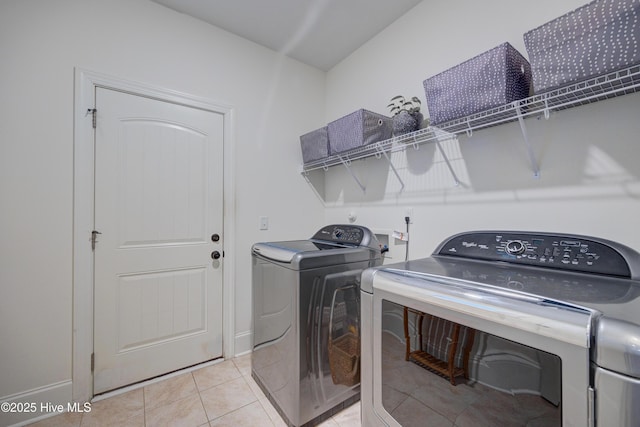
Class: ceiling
151,0,423,71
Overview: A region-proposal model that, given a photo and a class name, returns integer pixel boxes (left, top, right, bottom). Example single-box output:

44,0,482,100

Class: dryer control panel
434,231,640,278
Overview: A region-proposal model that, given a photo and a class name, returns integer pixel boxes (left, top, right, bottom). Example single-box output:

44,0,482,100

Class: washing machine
251,224,382,427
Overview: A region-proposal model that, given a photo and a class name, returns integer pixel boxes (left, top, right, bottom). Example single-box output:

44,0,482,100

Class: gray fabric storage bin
524,0,640,94
327,109,392,155
300,126,329,164
423,42,532,126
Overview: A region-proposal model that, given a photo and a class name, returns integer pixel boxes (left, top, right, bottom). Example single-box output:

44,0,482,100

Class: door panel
93,88,224,394
117,120,207,247
117,267,206,351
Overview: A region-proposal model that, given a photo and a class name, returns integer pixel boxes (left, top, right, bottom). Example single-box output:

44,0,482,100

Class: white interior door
93,87,224,394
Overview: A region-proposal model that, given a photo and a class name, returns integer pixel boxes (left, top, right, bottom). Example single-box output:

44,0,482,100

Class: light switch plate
259,216,269,230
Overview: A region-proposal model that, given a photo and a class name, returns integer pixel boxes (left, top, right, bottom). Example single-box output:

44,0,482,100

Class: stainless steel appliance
361,231,640,426
252,224,382,427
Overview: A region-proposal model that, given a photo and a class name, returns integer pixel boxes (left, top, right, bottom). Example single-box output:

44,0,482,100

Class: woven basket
524,0,640,93
299,126,329,164
328,333,360,386
423,42,531,125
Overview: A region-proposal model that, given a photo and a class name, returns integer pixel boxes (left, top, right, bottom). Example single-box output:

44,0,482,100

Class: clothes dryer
361,230,640,427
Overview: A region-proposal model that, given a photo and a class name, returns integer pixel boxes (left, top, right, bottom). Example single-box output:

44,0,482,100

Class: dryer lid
252,240,353,263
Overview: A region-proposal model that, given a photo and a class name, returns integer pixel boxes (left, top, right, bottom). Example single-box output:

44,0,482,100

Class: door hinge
86,108,97,129
91,353,95,372
91,230,102,251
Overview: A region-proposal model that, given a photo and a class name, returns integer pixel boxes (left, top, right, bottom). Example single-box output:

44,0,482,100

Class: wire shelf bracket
375,142,405,192
514,101,540,178
337,154,366,193
435,138,461,186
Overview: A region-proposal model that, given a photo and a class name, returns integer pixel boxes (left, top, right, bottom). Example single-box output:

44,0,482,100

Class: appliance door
366,270,595,427
304,268,364,422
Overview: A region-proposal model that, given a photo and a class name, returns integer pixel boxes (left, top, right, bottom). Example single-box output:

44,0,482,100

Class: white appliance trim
72,68,237,403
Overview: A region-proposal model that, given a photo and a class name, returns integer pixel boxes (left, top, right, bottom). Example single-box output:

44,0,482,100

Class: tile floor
26,354,361,427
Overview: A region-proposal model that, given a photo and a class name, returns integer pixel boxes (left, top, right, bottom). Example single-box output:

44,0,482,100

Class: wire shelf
301,64,640,174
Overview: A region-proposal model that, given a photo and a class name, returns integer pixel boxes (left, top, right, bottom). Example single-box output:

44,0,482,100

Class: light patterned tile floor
26,354,361,427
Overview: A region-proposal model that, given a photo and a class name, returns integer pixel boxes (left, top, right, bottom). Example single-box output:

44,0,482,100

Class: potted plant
387,95,424,136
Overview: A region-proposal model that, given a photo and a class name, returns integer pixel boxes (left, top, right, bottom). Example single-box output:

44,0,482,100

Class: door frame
72,68,236,402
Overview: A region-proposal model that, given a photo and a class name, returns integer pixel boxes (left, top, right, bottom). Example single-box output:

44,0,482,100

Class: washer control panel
435,231,635,278
311,224,372,247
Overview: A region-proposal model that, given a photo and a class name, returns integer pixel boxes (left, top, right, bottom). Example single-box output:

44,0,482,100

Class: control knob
332,228,344,239
505,240,527,255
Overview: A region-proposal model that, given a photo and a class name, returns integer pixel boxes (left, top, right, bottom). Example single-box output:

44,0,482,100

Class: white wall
323,0,640,260
0,0,325,423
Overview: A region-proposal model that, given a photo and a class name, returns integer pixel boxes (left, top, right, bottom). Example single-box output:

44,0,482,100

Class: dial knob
505,240,526,255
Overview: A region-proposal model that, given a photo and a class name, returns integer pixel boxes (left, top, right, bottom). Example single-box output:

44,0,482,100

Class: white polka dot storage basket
300,126,329,164
327,109,392,155
423,42,532,126
523,0,640,94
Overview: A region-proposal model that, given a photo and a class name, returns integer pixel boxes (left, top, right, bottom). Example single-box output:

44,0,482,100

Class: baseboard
1,380,75,427
234,330,252,356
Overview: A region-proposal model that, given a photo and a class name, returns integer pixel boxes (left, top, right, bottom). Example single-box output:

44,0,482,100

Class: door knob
211,233,220,242
211,251,221,260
